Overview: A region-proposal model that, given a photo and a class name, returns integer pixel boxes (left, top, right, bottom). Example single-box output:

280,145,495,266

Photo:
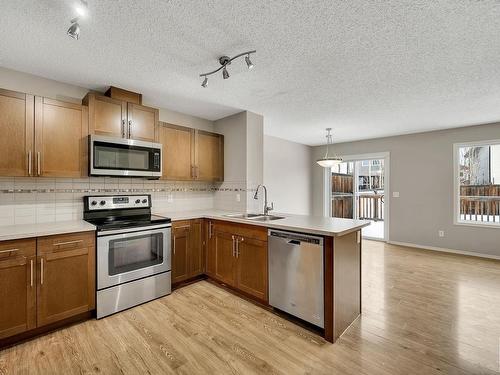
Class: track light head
67,19,81,40
245,55,254,70
201,76,208,88
222,66,230,79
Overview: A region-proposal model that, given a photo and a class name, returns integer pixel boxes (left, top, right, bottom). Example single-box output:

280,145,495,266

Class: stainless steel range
83,194,171,318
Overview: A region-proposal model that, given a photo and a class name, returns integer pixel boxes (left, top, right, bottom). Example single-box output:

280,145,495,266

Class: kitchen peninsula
158,209,369,343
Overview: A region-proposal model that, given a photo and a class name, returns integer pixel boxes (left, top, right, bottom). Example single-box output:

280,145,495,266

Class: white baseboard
387,240,500,261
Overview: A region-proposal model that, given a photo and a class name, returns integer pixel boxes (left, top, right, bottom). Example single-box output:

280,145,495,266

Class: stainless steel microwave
89,135,162,178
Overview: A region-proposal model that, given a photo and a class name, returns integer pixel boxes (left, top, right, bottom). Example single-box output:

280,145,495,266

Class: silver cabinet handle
231,235,235,257
37,151,41,176
28,151,32,176
121,119,126,138
40,257,44,285
173,236,176,255
0,248,19,255
128,120,132,139
30,259,33,287
53,240,82,247
209,222,213,239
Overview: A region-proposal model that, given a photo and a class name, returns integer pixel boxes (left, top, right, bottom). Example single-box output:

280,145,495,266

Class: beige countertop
155,209,370,237
0,220,96,242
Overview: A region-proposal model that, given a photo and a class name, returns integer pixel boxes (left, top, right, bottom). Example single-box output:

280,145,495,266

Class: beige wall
264,136,313,215
312,122,500,257
0,67,214,131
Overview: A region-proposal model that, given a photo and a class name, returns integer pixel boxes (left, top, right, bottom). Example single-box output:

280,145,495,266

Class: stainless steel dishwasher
268,229,324,328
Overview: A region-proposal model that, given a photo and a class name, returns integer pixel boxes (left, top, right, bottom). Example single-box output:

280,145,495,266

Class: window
454,140,500,226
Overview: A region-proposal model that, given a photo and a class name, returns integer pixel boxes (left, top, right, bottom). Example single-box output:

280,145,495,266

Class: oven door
90,135,162,177
97,225,171,290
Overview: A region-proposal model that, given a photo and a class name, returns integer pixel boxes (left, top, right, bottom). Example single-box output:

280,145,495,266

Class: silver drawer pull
40,257,44,285
0,248,19,255
53,240,83,247
30,259,34,287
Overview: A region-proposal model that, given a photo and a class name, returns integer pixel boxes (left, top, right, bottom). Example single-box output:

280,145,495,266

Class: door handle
37,152,41,176
40,257,44,285
0,248,19,255
173,235,176,255
121,119,126,138
231,235,235,257
209,222,213,239
28,151,32,176
236,237,243,258
128,120,132,139
53,240,83,247
30,259,34,287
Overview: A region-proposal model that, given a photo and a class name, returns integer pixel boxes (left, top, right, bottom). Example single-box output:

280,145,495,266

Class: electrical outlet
438,230,445,238
392,191,400,198
167,193,173,203
236,193,241,202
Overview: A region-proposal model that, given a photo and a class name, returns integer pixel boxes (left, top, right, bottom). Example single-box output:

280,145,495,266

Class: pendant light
316,128,342,168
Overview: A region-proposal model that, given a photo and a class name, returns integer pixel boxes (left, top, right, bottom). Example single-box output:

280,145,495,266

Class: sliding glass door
330,156,387,240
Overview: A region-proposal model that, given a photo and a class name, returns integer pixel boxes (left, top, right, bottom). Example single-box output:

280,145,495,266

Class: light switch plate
236,193,241,202
392,191,400,198
167,194,173,203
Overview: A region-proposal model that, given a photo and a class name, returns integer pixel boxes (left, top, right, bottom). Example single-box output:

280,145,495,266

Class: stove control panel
85,195,150,210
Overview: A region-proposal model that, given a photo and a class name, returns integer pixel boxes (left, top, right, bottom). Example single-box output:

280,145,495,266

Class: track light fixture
67,18,81,40
67,0,88,40
199,50,256,87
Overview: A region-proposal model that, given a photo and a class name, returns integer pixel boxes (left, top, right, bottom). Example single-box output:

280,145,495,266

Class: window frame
453,139,500,228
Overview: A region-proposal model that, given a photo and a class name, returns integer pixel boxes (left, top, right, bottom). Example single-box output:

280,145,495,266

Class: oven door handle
97,223,172,237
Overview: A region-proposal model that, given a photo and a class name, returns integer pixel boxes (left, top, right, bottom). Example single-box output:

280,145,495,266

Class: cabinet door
34,97,88,177
0,239,36,339
87,94,127,138
189,219,204,277
214,231,236,286
172,223,190,283
205,221,216,277
127,103,158,142
37,232,95,327
158,123,194,180
194,130,224,181
0,89,34,177
236,236,268,301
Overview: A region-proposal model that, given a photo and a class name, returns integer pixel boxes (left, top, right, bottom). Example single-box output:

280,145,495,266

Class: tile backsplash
0,177,263,225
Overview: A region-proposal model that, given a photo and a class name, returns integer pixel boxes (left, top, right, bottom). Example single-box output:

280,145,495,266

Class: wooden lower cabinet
0,231,95,340
0,239,36,339
37,232,95,326
207,221,268,302
172,220,204,284
235,236,268,301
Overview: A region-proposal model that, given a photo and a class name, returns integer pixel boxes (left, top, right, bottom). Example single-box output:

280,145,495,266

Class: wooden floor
1,241,500,374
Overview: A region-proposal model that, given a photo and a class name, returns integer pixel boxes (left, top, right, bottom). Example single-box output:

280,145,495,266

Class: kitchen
2,2,500,374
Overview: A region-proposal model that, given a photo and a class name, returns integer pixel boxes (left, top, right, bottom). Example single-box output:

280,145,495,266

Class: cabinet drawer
37,231,94,255
212,220,267,241
0,238,36,260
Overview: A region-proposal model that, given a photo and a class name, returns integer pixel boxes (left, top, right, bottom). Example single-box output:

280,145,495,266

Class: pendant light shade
316,128,342,168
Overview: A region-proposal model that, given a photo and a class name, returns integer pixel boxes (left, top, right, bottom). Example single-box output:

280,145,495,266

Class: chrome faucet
254,184,274,215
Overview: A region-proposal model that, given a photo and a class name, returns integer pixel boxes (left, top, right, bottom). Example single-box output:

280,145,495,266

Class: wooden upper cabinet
235,236,268,302
0,89,34,177
85,93,158,142
195,130,224,181
0,239,36,339
85,93,126,138
158,122,224,182
36,232,95,327
159,123,194,180
34,97,88,178
127,103,158,142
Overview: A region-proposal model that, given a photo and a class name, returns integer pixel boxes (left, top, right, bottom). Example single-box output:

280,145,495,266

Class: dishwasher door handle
288,240,301,245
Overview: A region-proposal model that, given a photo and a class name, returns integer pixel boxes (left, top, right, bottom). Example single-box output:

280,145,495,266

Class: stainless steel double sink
224,213,285,221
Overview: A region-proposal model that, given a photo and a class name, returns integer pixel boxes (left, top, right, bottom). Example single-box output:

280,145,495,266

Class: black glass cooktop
85,214,171,231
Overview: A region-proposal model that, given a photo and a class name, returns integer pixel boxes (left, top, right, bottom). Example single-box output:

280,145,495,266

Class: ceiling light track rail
199,50,256,87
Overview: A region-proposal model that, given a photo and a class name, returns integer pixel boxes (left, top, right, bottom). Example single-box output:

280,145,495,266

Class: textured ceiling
1,0,500,145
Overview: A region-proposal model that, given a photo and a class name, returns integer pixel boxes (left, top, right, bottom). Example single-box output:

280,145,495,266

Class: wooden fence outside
460,185,500,222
